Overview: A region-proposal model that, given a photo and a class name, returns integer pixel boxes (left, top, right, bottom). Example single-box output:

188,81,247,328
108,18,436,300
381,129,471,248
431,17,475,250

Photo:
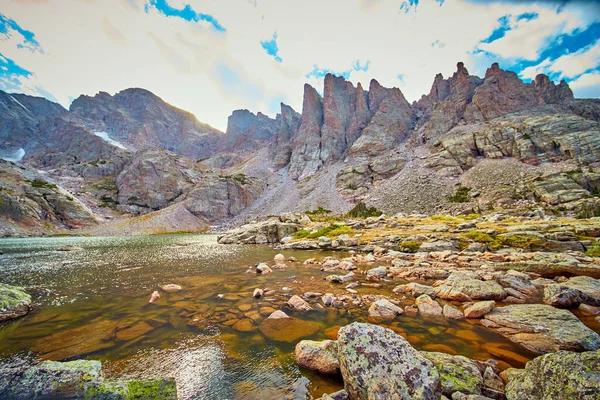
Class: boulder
482,304,600,354
0,283,32,323
256,263,273,274
505,349,600,400
253,288,264,299
464,301,496,319
295,340,340,374
544,276,600,308
365,266,388,281
287,295,313,311
420,241,458,252
422,352,483,396
274,253,285,261
416,294,443,316
337,322,441,399
443,305,465,320
368,299,403,320
325,272,355,284
436,279,506,301
267,310,290,319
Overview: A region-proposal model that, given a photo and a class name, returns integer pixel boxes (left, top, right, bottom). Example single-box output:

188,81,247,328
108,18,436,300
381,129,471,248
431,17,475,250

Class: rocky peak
533,74,574,104
473,63,543,120
269,103,302,170
289,84,325,179
320,73,362,163
220,108,278,153
368,79,389,113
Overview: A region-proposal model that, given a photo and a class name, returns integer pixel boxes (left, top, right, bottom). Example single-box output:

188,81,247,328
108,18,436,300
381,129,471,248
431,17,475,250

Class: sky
0,0,599,132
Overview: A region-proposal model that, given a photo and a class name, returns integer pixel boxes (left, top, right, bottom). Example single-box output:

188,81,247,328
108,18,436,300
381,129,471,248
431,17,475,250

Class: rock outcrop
0,160,100,235
482,304,600,354
0,359,177,399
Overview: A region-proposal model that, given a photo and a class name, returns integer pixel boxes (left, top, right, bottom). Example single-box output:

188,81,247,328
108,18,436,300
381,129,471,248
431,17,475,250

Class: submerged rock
0,283,32,323
258,317,319,342
337,322,441,399
0,359,177,399
505,349,600,400
160,284,182,292
295,340,340,374
483,304,600,354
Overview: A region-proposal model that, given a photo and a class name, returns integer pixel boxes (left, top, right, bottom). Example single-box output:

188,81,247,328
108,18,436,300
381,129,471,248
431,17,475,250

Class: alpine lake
0,234,542,399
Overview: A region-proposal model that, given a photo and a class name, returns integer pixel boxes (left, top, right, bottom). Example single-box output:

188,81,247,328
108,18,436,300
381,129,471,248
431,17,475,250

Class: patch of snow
94,131,127,150
1,148,26,162
9,95,29,113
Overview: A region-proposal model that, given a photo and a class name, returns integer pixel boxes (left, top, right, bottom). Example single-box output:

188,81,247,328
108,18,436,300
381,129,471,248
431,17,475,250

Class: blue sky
0,0,598,131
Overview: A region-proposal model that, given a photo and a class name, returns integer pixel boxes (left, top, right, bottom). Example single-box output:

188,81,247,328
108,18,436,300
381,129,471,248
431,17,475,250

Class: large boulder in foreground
482,304,600,354
0,283,32,322
337,322,440,399
505,349,600,400
0,359,177,399
295,340,340,374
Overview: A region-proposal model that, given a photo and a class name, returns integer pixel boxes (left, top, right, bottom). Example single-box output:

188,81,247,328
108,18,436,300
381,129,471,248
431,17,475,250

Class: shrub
447,185,471,203
345,202,382,218
28,179,57,189
306,207,332,215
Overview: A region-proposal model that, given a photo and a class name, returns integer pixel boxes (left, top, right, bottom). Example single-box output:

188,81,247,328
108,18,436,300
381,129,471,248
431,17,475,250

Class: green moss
294,229,311,239
500,234,546,250
400,241,422,252
85,379,177,400
585,242,600,258
463,230,501,250
92,177,117,191
0,283,31,310
431,215,460,222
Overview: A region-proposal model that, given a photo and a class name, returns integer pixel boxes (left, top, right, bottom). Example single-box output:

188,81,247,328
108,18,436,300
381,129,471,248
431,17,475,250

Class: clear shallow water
0,234,539,399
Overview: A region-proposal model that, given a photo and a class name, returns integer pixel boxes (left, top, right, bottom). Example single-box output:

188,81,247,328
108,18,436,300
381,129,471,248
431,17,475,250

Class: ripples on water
0,234,538,399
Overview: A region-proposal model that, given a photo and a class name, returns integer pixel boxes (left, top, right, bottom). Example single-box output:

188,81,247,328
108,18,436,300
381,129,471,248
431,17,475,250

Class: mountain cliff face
1,61,600,236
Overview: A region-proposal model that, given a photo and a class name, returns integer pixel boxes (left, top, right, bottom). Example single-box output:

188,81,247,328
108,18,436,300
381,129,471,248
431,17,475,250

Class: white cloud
0,0,596,132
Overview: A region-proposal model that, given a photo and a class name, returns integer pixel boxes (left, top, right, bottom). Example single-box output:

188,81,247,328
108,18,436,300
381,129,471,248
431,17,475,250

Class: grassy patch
463,230,501,250
92,177,117,191
28,179,57,189
293,224,355,239
448,185,471,203
400,241,422,252
431,215,460,223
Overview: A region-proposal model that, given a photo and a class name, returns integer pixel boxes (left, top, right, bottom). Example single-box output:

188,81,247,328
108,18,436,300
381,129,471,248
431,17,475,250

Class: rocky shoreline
215,211,600,398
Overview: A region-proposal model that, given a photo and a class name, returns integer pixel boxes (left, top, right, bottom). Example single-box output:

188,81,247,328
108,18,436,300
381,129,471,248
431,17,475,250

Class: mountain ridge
1,61,600,236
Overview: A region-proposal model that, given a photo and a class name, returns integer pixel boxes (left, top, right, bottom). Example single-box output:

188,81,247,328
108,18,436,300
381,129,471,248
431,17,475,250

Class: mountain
70,88,223,159
1,61,600,236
